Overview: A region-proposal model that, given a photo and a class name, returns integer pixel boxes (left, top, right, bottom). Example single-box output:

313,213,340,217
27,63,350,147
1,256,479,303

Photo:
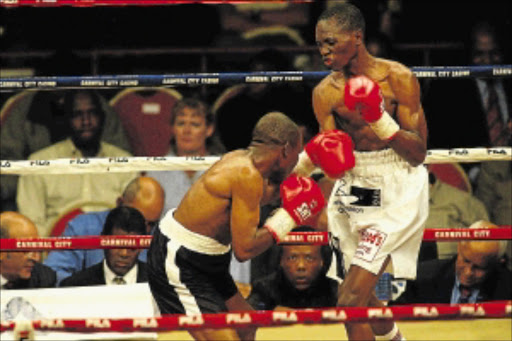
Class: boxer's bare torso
313,57,427,156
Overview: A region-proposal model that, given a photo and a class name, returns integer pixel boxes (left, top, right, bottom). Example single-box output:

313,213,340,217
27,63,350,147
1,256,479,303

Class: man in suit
247,226,338,311
391,220,511,304
425,21,511,151
0,212,56,289
60,206,148,287
44,176,164,284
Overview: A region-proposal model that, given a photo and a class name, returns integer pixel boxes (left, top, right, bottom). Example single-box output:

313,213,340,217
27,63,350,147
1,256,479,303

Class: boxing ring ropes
1,60,512,338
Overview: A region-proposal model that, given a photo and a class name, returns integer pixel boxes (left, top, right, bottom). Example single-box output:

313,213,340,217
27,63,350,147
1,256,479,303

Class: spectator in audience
247,226,338,311
214,48,317,152
44,176,164,285
0,211,56,289
424,21,511,184
60,206,148,287
426,166,489,260
146,97,225,216
391,220,511,304
0,89,131,212
16,90,138,237
475,161,512,270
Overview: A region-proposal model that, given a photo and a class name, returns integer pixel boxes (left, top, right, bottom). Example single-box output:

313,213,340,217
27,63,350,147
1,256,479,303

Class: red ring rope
1,228,510,251
1,301,510,333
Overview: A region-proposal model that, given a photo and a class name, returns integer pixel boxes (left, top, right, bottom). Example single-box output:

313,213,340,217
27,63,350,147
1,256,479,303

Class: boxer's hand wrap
264,175,325,242
345,75,400,141
294,130,356,179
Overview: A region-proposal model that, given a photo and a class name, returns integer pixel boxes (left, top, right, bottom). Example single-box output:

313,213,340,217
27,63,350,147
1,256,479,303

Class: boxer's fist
304,130,355,179
281,174,325,225
344,75,400,140
264,175,325,241
345,75,384,122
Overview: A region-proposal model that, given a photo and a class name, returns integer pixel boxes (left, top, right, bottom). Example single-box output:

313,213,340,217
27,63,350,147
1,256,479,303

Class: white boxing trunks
327,149,429,280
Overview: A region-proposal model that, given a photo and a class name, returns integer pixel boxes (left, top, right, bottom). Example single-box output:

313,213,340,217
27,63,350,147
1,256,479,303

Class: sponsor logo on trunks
348,186,381,207
354,228,388,263
333,181,381,216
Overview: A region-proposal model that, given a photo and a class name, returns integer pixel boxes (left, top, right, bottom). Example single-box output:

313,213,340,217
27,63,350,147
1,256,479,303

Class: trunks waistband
159,209,231,255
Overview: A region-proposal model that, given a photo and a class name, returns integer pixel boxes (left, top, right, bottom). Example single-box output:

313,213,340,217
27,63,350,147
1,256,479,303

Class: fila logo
368,308,393,319
133,318,159,328
85,319,111,328
272,311,298,322
226,313,252,324
179,315,204,326
413,307,439,317
322,309,347,321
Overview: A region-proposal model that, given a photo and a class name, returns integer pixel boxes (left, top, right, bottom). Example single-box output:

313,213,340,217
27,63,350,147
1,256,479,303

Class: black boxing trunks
147,209,238,315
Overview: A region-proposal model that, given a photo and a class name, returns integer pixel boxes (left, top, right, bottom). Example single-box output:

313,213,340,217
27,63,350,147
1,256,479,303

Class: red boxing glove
304,130,355,179
264,175,325,241
344,75,400,140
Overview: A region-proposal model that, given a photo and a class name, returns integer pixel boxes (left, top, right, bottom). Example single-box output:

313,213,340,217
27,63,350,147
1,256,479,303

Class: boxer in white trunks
294,3,428,340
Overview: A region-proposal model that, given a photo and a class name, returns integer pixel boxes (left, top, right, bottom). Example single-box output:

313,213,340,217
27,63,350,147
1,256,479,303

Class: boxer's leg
337,256,390,340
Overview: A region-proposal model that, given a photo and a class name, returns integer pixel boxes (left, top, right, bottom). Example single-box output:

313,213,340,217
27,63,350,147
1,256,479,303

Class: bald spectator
44,176,165,284
0,212,56,289
391,220,511,304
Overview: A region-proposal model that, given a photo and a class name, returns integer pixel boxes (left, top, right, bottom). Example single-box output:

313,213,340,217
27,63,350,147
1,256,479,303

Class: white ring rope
1,147,510,175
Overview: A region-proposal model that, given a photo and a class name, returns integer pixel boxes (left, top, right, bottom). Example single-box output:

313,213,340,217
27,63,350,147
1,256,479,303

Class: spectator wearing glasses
60,206,149,287
16,90,138,237
44,176,165,285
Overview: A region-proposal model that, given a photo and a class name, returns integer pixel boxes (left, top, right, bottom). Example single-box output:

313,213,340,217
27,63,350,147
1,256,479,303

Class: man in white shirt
16,90,138,237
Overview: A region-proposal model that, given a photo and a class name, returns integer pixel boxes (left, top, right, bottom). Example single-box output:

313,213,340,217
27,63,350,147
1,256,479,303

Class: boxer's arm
313,84,338,132
387,68,428,167
230,169,275,262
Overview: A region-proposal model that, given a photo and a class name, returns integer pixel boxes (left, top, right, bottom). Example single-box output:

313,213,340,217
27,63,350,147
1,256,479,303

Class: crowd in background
0,0,511,313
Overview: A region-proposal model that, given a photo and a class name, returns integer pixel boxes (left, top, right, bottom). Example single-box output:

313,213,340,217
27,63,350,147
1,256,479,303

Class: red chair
109,87,182,157
50,207,85,237
428,163,472,193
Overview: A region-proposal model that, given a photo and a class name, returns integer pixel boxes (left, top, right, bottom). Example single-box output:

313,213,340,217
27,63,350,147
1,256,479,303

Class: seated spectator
44,176,164,285
16,90,138,237
146,97,225,216
247,226,338,311
60,206,148,287
391,220,511,304
0,89,131,212
475,161,512,270
0,211,56,289
426,166,489,260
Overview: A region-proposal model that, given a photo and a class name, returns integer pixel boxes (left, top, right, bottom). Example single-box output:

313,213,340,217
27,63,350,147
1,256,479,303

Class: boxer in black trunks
147,112,351,341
